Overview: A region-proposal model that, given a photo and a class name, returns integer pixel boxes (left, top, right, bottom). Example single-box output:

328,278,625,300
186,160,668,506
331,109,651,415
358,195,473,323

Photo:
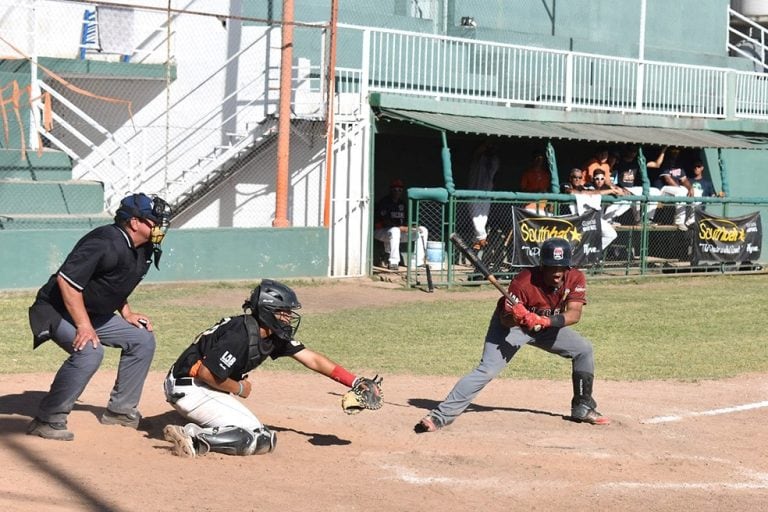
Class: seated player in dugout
415,237,610,433
581,146,611,185
519,150,552,214
162,279,382,458
373,178,428,270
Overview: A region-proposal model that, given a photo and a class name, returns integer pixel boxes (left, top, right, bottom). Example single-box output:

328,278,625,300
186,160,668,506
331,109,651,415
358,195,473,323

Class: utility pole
322,0,339,227
273,0,294,227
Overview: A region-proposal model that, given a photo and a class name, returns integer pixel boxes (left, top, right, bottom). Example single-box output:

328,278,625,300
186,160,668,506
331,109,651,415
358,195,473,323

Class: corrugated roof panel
378,109,756,149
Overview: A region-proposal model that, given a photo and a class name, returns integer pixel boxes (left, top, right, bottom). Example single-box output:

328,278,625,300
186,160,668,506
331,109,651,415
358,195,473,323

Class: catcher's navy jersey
500,267,587,317
172,315,305,381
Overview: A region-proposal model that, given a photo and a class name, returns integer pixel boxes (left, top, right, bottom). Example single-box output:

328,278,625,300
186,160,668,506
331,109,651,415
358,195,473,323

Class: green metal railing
401,190,767,289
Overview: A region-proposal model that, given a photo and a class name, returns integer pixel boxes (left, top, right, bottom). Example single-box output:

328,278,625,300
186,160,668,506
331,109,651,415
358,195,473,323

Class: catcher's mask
539,237,572,267
243,279,301,341
115,193,173,269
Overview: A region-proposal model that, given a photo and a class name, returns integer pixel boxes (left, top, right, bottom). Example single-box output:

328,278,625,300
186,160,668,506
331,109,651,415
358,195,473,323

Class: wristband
330,365,356,387
549,314,565,328
237,381,244,397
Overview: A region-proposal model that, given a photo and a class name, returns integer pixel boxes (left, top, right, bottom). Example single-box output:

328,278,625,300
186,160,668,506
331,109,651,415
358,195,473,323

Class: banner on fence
512,207,602,267
692,210,762,263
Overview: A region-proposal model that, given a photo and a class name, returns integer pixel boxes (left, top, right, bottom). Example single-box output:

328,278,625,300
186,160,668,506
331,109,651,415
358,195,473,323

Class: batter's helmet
540,237,572,267
243,279,302,341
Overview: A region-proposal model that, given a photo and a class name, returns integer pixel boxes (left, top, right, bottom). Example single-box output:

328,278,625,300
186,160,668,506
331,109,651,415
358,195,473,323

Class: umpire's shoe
100,409,141,429
27,418,74,441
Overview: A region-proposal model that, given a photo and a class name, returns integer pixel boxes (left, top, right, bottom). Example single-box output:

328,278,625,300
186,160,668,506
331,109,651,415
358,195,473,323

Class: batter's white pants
374,225,428,265
163,373,262,431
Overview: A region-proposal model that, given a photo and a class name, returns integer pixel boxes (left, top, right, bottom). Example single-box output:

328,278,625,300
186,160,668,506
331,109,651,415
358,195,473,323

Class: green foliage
2,275,767,381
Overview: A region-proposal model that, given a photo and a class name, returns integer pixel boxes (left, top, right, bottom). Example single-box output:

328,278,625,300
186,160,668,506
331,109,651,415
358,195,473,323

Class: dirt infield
2,280,767,511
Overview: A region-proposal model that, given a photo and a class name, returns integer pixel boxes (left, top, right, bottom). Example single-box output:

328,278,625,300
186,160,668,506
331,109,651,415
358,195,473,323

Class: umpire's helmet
115,193,172,229
540,237,572,267
243,280,302,341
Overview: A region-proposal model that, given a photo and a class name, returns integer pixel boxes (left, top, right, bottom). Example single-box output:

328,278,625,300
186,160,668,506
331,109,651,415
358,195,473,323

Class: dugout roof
376,108,758,149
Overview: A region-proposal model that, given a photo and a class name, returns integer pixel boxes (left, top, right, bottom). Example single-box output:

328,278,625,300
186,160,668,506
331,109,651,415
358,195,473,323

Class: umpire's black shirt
35,224,154,316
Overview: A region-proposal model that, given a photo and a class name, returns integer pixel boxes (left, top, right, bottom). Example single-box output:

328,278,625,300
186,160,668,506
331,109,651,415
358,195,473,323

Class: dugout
369,95,768,281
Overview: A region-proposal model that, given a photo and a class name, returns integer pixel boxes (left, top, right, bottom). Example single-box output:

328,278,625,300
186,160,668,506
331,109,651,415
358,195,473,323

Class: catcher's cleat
413,413,445,433
163,424,197,458
570,405,611,425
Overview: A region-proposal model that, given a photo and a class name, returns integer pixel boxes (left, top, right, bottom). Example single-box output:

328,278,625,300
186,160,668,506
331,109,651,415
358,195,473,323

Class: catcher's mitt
341,375,383,415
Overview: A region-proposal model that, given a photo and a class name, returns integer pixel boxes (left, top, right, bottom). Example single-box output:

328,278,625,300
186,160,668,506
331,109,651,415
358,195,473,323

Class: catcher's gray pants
430,312,595,426
36,314,155,425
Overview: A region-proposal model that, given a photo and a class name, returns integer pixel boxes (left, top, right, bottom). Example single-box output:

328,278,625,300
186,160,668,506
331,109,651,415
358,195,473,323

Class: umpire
27,193,172,441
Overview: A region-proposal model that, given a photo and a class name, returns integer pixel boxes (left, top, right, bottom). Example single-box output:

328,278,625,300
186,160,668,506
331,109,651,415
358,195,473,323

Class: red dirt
2,279,766,511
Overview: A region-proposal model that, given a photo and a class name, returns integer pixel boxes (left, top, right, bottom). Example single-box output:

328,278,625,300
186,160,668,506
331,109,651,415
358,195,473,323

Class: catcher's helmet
243,279,302,341
540,237,572,267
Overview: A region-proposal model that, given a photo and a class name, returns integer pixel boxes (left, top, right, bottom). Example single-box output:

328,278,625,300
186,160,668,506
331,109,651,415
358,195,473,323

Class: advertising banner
692,210,762,263
512,207,603,266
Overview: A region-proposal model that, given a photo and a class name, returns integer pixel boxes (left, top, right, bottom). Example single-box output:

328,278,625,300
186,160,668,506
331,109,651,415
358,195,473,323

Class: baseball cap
390,179,405,189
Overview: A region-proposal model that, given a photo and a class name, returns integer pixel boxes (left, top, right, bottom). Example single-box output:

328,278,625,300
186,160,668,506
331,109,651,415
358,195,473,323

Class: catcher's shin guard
195,426,276,456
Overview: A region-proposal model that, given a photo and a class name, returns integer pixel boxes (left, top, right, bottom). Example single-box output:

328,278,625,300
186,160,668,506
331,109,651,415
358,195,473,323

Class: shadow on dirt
271,425,352,446
407,397,565,419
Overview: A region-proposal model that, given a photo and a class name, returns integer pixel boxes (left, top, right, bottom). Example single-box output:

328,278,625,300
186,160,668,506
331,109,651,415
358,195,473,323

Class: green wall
0,227,329,290
248,0,735,69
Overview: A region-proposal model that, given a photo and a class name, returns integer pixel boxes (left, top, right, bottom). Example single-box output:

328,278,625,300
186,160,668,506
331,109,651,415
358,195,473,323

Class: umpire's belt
175,377,194,386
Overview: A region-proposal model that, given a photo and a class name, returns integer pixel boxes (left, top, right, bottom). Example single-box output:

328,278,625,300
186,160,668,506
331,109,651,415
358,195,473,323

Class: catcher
162,279,382,458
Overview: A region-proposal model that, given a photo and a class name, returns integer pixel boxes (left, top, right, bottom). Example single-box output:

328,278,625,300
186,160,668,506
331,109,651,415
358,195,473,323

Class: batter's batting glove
521,312,551,330
506,302,528,323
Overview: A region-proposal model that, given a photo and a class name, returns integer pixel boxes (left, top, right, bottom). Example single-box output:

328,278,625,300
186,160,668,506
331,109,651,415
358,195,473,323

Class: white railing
354,25,735,119
734,69,768,119
36,80,134,210
728,7,768,73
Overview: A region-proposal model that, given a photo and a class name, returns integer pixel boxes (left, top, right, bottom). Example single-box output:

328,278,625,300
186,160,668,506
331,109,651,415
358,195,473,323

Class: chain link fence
0,0,331,227
404,193,767,288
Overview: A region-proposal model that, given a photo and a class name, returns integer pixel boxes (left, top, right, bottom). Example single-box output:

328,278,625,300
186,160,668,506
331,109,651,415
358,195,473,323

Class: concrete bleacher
0,148,112,230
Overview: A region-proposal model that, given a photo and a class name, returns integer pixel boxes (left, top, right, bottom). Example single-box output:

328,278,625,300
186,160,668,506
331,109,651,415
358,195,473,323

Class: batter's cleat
570,405,611,425
27,418,74,441
100,409,141,429
414,413,445,433
388,263,399,271
163,425,197,458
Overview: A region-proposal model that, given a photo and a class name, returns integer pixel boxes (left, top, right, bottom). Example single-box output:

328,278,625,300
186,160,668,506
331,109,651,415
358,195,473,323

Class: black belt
175,377,193,386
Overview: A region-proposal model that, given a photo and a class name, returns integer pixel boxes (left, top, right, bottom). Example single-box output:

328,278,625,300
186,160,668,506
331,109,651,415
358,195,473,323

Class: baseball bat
420,234,434,293
449,233,541,331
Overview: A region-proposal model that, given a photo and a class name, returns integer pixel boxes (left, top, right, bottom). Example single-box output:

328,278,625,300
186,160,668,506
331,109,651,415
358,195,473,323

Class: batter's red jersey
498,267,587,317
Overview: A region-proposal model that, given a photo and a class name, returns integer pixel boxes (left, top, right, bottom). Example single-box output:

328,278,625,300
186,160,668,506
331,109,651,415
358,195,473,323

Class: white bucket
426,241,444,270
